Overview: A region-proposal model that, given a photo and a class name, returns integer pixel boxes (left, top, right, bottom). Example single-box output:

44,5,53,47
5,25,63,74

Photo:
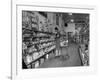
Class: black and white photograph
22,11,89,69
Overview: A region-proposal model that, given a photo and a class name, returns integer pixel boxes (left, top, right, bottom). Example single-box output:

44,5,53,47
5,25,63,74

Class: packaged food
40,58,44,64
32,52,39,60
46,54,49,59
27,64,31,69
35,61,39,68
26,55,33,64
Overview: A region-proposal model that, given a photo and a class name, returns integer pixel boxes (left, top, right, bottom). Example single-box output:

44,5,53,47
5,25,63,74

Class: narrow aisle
39,43,82,68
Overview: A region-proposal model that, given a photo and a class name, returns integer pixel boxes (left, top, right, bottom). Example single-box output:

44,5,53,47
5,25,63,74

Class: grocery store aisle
38,43,82,68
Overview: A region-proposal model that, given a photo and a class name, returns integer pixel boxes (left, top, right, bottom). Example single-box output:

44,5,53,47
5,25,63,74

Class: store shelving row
26,45,56,66
27,42,55,55
23,40,56,68
22,28,57,68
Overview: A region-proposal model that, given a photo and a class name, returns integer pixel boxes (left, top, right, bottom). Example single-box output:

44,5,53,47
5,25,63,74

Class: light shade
70,19,74,22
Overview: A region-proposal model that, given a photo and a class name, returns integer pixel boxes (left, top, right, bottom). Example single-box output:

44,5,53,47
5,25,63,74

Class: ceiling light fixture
70,19,74,22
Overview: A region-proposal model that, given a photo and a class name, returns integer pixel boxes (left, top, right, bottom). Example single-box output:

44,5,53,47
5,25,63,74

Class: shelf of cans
79,44,89,66
73,22,89,66
25,45,56,65
27,46,55,68
22,38,56,68
22,29,57,68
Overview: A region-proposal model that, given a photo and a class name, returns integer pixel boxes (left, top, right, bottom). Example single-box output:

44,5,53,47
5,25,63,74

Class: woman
55,27,61,56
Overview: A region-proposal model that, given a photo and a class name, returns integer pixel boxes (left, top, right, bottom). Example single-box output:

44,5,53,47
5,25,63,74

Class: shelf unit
22,28,56,68
79,45,89,66
27,45,56,66
75,22,89,66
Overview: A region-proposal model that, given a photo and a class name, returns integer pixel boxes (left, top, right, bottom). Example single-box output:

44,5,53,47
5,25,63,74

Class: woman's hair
55,27,58,31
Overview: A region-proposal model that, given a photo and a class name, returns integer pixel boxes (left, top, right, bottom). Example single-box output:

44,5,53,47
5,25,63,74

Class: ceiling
62,13,89,23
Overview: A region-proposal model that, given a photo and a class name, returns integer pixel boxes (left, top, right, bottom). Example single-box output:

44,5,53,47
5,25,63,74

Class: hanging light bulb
70,19,74,22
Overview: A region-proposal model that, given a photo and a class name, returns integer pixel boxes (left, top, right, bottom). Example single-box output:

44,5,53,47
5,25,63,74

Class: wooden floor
38,43,82,68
